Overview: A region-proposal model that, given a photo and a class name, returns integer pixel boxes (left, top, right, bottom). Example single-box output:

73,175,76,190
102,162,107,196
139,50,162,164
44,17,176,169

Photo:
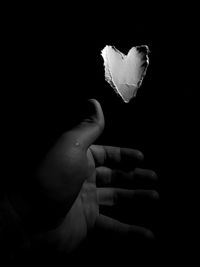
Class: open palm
34,99,158,254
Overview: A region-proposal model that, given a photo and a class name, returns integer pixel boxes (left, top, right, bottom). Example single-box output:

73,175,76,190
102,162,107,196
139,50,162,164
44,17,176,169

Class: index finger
89,145,144,170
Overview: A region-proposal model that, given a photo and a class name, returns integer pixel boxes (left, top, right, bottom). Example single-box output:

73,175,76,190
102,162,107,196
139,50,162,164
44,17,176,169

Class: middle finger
97,188,159,206
96,167,158,188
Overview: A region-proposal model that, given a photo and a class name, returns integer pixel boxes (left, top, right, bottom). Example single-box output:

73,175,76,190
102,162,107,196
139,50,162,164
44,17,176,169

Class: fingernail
151,171,158,179
138,151,144,160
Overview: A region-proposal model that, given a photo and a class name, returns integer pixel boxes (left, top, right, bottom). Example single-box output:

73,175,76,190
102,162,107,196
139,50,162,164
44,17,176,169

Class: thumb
67,99,105,150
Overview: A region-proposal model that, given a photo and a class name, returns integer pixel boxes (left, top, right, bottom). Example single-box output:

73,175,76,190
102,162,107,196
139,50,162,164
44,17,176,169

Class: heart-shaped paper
101,45,150,103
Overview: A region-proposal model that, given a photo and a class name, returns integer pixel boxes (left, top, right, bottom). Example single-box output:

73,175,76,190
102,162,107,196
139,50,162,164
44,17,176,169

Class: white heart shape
101,45,150,103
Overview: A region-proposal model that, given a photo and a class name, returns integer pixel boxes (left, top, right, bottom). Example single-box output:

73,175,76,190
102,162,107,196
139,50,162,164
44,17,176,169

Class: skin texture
7,99,159,256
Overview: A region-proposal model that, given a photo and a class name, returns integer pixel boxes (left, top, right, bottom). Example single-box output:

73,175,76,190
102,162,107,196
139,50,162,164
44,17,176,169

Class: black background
2,6,196,265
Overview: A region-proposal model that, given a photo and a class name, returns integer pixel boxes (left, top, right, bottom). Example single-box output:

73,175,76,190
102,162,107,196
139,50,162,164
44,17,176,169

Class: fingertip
87,99,101,112
88,98,99,104
137,151,144,161
150,171,158,180
145,230,155,239
87,99,105,131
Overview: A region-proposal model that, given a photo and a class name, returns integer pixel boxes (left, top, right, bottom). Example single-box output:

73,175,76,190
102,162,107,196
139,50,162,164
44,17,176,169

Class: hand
8,99,159,256
31,99,158,254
